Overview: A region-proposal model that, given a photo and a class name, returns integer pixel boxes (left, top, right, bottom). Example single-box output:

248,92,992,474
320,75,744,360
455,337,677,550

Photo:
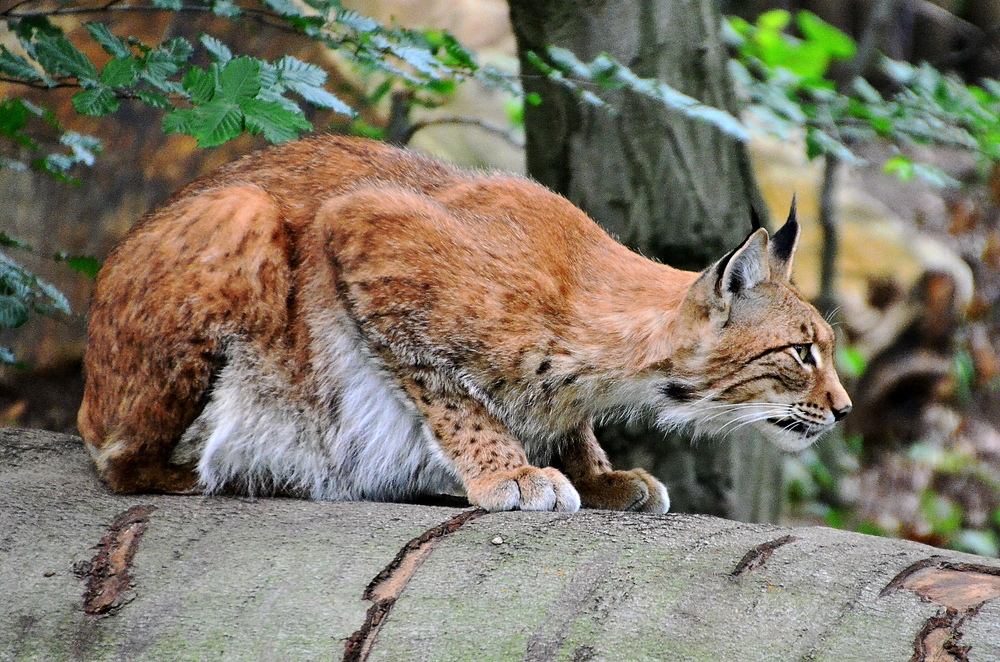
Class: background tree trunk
508,0,780,521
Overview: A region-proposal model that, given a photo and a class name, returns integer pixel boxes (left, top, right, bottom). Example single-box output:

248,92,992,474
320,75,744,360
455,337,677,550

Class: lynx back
79,135,851,513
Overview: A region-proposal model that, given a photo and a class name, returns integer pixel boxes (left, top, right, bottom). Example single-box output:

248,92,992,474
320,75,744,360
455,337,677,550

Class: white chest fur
176,308,461,500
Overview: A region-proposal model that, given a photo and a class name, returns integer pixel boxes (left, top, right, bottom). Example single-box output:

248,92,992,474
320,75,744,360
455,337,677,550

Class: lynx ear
769,196,800,282
715,228,769,303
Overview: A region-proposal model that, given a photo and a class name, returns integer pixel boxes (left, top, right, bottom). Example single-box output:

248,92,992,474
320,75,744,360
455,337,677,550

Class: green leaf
135,89,173,110
85,23,131,59
240,98,312,143
33,32,99,83
182,66,216,104
54,253,101,278
504,97,524,127
0,233,32,251
0,99,30,137
101,56,140,87
71,87,120,116
757,9,792,32
274,55,325,87
151,0,183,8
437,31,477,71
135,38,190,94
260,0,303,16
542,47,748,141
31,154,81,183
797,11,856,60
219,57,262,100
160,37,194,65
911,162,960,188
723,16,753,44
347,119,387,140
293,83,353,115
274,58,353,115
391,45,441,78
11,16,62,57
200,34,233,64
835,346,867,379
883,154,914,180
781,42,831,79
209,0,242,17
804,126,856,161
0,45,48,83
163,103,244,147
0,295,30,328
336,9,380,33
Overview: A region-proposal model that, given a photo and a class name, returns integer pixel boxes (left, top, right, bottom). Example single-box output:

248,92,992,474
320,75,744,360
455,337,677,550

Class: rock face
3,427,1000,662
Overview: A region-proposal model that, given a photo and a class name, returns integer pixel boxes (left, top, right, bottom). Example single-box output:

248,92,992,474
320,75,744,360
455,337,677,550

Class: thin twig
816,0,895,319
1,3,304,36
403,117,523,148
2,0,36,14
0,76,78,89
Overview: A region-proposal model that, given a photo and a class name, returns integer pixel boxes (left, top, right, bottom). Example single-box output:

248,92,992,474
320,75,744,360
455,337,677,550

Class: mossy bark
4,429,1000,662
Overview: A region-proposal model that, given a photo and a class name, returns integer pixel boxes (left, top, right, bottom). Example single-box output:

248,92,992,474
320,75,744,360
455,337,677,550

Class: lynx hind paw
575,468,670,514
466,467,581,513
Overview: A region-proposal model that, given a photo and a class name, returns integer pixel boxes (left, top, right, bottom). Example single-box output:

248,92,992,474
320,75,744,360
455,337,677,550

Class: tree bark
5,428,1000,662
508,0,779,521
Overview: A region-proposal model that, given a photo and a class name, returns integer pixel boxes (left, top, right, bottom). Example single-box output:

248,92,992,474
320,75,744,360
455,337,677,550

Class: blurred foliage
725,10,1000,186
525,47,750,140
0,0,758,365
787,351,1000,557
0,234,71,367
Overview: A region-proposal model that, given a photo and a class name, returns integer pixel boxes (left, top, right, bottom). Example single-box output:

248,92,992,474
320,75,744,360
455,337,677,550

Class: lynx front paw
465,467,581,512
574,468,670,514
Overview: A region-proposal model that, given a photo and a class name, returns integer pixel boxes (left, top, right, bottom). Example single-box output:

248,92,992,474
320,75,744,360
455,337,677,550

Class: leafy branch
0,234,79,366
725,10,1000,184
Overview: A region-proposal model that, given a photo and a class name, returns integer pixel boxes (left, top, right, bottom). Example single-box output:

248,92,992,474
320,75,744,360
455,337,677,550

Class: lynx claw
466,466,581,512
574,468,670,514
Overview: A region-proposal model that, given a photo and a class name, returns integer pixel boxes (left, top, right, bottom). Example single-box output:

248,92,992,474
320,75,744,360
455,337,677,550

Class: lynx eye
790,344,814,366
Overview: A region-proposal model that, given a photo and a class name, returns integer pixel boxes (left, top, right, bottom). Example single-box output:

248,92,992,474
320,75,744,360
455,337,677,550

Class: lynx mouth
766,417,810,435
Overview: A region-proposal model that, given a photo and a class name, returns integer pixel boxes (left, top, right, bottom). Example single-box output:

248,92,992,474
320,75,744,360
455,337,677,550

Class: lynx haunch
79,135,851,513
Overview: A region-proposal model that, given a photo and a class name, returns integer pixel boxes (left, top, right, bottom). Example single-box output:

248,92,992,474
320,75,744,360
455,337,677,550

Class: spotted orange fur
79,135,851,513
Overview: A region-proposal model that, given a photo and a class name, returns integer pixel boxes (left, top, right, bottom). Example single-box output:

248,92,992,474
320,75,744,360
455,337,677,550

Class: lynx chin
79,135,851,514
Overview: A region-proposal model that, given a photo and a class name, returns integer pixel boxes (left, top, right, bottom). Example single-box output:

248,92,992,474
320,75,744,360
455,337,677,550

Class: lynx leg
402,377,580,512
560,425,669,513
79,185,291,494
79,368,207,495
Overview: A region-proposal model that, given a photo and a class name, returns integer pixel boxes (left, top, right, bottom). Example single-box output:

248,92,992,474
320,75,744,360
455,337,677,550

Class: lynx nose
832,404,852,422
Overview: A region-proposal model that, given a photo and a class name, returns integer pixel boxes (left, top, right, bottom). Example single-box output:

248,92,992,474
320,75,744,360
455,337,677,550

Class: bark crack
729,534,798,579
881,556,1000,661
80,504,157,615
909,607,975,662
343,508,486,662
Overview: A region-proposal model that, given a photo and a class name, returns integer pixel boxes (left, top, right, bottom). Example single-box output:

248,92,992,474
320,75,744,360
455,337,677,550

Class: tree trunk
508,0,780,521
6,428,1000,662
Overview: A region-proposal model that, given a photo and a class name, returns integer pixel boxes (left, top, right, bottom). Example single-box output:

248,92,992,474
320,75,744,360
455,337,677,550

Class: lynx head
658,201,852,451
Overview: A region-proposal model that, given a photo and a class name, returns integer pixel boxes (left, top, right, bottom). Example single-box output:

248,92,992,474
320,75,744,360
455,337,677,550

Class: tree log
3,427,1000,661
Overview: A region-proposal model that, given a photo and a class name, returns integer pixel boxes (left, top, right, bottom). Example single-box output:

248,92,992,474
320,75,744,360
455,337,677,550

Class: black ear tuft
768,196,800,281
749,205,763,232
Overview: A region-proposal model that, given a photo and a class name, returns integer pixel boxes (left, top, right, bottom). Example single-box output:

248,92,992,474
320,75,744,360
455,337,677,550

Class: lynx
79,135,851,514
